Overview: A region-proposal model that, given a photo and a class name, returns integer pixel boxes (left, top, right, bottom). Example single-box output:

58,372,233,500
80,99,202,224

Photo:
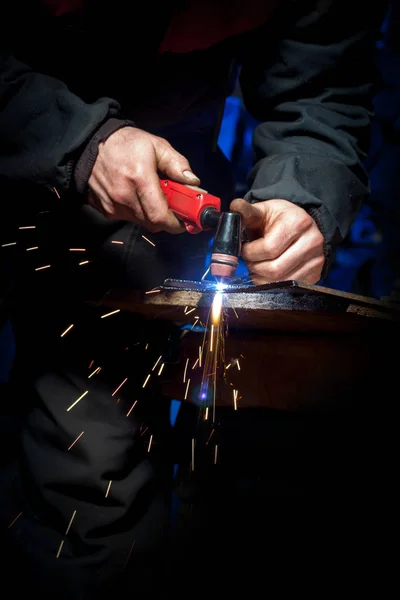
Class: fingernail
183,170,200,183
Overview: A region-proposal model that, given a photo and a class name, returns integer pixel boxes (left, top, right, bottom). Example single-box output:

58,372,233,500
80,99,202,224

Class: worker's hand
230,198,325,285
87,126,200,234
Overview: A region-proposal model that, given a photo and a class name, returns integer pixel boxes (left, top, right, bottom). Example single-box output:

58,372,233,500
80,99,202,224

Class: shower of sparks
79,260,90,266
19,225,36,230
35,264,51,271
105,481,112,498
69,248,86,252
88,366,101,378
126,400,137,417
141,235,155,247
26,246,39,251
158,363,165,376
145,288,161,294
8,512,22,529
184,378,191,400
142,374,151,388
60,324,74,337
56,540,64,558
112,377,128,396
66,390,88,412
67,431,84,450
183,358,189,383
147,434,153,452
65,510,77,535
191,438,195,471
53,187,60,198
111,240,124,244
101,309,120,318
2,242,17,247
152,355,162,371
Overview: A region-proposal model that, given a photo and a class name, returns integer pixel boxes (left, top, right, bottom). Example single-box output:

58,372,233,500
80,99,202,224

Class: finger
241,219,301,262
246,231,324,282
136,171,186,234
154,139,200,186
229,198,266,231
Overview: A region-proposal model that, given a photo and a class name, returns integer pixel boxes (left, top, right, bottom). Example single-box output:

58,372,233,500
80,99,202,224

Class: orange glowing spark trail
26,246,39,251
142,374,151,388
105,481,112,498
1,242,17,247
147,435,153,452
61,324,74,337
8,512,22,529
65,510,77,535
126,400,137,417
35,264,51,271
111,240,124,244
19,225,36,230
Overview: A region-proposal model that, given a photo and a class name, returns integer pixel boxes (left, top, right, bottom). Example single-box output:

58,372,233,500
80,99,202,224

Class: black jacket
0,1,388,288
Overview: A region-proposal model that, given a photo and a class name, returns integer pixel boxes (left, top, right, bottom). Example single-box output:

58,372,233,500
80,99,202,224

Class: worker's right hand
87,126,200,234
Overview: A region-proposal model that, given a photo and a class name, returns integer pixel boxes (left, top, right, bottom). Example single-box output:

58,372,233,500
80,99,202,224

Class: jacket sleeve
239,0,388,268
0,51,125,192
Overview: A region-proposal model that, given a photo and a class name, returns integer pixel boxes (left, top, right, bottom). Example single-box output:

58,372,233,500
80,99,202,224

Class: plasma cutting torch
160,179,242,280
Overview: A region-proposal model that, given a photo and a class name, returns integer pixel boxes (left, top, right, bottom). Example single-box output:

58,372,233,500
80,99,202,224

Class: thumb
229,198,266,230
154,139,200,186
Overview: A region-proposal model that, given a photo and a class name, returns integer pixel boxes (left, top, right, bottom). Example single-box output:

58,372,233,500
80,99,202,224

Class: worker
0,1,388,598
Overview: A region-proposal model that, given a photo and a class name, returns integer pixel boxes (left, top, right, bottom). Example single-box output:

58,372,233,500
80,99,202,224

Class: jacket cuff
73,118,135,194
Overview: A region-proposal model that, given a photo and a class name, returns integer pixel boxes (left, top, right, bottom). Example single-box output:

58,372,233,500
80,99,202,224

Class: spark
140,426,149,436
141,235,155,247
225,362,232,370
1,242,17,247
142,374,151,388
158,363,165,376
123,542,136,570
236,359,241,371
233,389,238,411
204,407,209,420
183,358,189,383
79,260,90,266
214,444,218,464
88,366,101,378
191,318,200,330
56,540,64,558
151,355,162,371
35,264,51,271
66,391,88,412
101,309,120,318
147,435,153,452
8,512,22,529
145,343,149,350
210,325,214,352
88,360,94,369
19,225,36,230
191,438,195,471
69,248,86,252
145,288,161,294
126,400,137,417
192,358,199,370
184,378,191,400
60,324,74,337
240,354,246,359
67,431,84,450
205,428,215,445
201,266,210,281
185,307,196,316
112,377,128,396
65,510,77,535
111,240,124,244
199,345,202,367
105,481,112,498
53,187,60,198
26,246,39,251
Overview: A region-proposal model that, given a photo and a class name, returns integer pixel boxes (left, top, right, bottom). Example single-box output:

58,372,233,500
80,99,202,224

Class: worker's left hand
230,198,325,285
